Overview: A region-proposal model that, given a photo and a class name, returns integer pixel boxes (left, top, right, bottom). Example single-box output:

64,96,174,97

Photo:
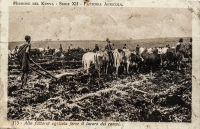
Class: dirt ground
7,54,192,122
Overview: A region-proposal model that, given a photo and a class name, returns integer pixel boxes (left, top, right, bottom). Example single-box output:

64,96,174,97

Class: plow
30,59,77,83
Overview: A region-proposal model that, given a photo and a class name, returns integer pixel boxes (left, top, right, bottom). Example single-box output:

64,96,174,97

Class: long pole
30,59,57,80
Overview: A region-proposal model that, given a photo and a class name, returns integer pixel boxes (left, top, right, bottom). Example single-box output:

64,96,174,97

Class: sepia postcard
0,0,200,128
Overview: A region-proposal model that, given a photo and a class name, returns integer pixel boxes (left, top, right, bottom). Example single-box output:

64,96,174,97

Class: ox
113,49,136,74
122,49,133,74
95,51,110,75
31,48,43,59
38,48,45,52
157,47,168,66
166,46,191,70
129,51,144,72
44,48,55,55
113,49,126,75
94,51,106,77
82,51,109,77
9,48,19,58
139,48,161,74
53,49,65,57
82,52,96,74
166,47,186,70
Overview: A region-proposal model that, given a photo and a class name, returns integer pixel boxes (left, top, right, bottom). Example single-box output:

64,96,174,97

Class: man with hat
17,35,32,89
105,38,114,71
175,38,186,68
175,38,184,53
105,38,113,51
93,43,99,52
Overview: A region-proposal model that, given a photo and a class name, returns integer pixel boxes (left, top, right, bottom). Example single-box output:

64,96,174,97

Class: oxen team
8,39,192,77
82,43,192,77
8,46,62,59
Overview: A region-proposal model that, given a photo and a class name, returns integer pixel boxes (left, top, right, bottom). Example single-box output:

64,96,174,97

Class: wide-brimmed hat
25,35,31,41
106,38,111,43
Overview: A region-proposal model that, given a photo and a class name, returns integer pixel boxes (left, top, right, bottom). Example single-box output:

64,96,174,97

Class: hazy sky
9,7,192,41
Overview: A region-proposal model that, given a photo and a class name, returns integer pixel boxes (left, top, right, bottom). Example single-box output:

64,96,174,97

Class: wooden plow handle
30,67,52,79
30,59,58,80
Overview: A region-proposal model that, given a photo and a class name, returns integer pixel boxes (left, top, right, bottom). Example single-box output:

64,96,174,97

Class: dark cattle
166,48,183,70
48,48,55,55
102,51,110,74
53,49,65,58
105,50,114,73
181,45,192,62
139,48,161,73
166,48,176,66
130,52,143,72
69,48,84,53
44,48,55,55
31,48,42,59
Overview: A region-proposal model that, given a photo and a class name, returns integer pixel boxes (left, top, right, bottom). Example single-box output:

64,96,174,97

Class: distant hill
8,37,191,51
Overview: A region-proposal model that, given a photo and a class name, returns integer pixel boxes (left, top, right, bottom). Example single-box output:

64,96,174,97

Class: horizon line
8,36,191,42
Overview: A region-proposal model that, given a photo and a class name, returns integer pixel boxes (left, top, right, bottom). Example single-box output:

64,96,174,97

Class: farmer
123,44,127,49
14,46,19,53
17,35,32,89
68,44,72,51
105,38,114,69
93,43,99,52
175,38,184,53
189,38,192,50
59,44,63,53
136,44,140,55
187,38,192,59
105,38,113,51
175,38,186,63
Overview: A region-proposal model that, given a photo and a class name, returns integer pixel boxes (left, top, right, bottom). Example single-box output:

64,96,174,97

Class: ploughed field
7,50,192,122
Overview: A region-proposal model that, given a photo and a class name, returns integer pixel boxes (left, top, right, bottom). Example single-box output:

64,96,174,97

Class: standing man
68,44,72,51
123,44,127,49
59,44,63,53
105,38,114,72
175,38,185,69
188,38,192,59
136,44,140,55
14,46,19,53
17,35,32,89
105,38,113,51
189,38,192,50
93,43,99,52
175,38,184,53
46,46,50,54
